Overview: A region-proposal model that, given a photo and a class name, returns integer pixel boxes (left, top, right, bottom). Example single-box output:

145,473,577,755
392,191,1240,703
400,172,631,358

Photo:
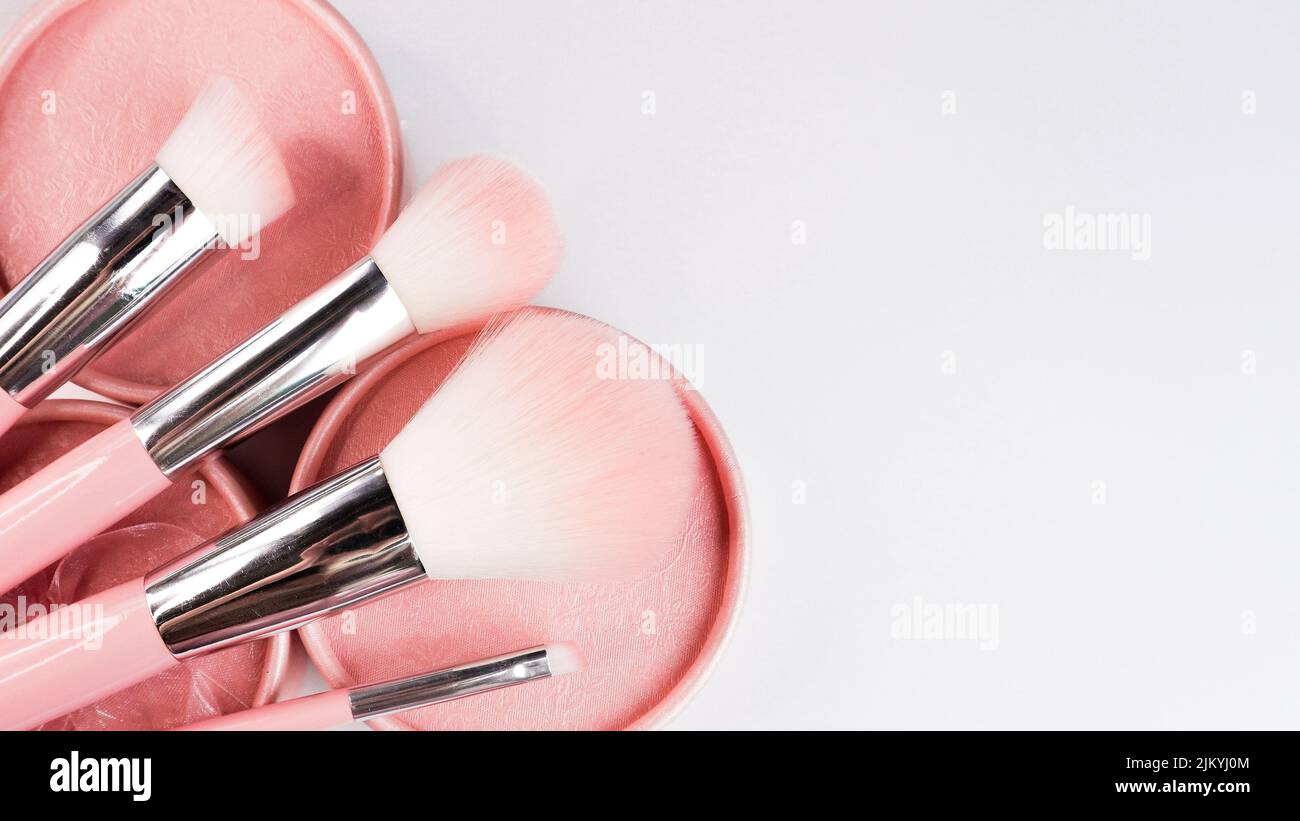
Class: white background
7,0,1300,729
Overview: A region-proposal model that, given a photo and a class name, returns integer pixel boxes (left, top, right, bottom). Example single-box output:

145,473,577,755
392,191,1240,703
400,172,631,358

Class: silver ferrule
129,256,413,477
144,455,425,658
0,164,219,407
348,646,558,721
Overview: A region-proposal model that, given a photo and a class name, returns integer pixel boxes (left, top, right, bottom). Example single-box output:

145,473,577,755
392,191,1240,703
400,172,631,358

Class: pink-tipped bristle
369,157,563,334
545,642,585,676
379,309,697,583
155,77,294,246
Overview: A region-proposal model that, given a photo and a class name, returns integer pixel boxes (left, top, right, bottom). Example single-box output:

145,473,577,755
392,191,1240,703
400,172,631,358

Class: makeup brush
178,643,584,731
0,78,293,436
0,309,694,729
0,156,561,595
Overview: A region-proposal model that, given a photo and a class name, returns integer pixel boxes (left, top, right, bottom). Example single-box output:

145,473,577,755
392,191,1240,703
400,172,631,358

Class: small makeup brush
0,309,694,729
178,643,584,731
0,156,560,595
0,78,293,436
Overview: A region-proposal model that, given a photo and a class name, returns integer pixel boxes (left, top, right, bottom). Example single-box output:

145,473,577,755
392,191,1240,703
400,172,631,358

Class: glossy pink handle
0,391,24,439
0,577,178,729
178,689,354,731
0,419,171,594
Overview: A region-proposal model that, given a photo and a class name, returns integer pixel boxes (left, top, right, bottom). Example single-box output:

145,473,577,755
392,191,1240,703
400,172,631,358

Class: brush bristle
369,157,562,334
379,309,696,583
545,642,585,676
155,78,294,247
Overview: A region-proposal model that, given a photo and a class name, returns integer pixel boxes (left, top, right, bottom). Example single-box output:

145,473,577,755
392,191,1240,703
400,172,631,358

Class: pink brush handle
0,419,171,595
0,577,178,729
0,391,24,439
179,689,355,731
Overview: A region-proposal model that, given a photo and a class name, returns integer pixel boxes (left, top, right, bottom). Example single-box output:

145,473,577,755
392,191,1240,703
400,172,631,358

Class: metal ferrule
144,456,425,658
0,164,219,407
129,256,414,477
347,646,558,721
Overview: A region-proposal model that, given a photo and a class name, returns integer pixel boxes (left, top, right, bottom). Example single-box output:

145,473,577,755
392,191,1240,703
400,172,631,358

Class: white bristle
545,642,585,677
155,78,294,247
369,157,562,333
378,309,697,583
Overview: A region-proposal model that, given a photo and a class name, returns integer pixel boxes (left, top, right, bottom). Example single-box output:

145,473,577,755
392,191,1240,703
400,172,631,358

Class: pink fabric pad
295,323,745,730
0,0,400,403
